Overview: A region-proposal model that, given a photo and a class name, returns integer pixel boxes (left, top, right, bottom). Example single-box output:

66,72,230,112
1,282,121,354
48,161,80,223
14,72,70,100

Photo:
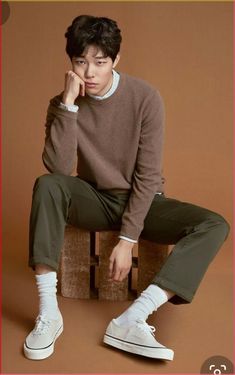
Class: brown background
2,1,233,374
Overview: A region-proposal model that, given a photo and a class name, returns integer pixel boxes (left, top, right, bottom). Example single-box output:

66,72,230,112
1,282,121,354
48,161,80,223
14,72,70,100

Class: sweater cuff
119,225,142,243
49,104,79,120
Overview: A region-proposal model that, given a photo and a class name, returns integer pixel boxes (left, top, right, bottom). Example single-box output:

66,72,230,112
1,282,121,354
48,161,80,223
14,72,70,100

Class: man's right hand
62,71,85,105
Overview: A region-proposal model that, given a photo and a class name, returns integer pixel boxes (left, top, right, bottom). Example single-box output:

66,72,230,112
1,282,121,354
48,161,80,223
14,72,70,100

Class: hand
62,70,85,105
109,239,134,282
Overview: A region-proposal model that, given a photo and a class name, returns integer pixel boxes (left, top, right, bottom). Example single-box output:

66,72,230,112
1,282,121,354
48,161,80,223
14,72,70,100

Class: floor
2,234,234,374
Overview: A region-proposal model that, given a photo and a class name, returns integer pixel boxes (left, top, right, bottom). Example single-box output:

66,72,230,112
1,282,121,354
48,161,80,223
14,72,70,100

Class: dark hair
65,15,122,62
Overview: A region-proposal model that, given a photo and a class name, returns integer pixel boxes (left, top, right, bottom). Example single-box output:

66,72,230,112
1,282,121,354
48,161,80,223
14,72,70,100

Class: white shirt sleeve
118,235,138,244
59,102,79,112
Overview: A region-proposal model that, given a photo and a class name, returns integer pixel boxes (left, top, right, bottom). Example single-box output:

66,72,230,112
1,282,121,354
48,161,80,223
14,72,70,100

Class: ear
112,53,120,69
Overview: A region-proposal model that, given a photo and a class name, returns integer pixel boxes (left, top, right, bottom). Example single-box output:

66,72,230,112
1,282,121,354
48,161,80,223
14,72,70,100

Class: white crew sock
115,284,168,327
35,271,60,319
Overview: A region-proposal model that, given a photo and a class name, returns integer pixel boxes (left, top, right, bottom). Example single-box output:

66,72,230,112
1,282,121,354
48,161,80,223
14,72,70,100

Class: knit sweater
42,71,165,241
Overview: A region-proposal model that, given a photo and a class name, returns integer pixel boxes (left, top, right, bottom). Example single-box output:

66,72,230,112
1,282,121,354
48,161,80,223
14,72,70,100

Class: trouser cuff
151,276,195,305
28,256,59,272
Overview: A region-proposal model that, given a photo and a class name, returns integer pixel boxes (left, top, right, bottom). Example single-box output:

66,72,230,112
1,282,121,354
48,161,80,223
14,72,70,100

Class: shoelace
135,319,156,337
33,316,51,335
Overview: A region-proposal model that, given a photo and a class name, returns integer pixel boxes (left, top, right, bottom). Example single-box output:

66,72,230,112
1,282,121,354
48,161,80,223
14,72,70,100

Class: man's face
72,45,120,97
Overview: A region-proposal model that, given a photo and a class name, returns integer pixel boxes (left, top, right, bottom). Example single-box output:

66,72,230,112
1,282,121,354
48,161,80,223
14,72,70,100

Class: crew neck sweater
59,70,136,244
42,71,165,241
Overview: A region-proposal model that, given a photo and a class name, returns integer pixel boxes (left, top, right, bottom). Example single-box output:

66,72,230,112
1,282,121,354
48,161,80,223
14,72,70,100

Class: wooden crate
59,226,168,301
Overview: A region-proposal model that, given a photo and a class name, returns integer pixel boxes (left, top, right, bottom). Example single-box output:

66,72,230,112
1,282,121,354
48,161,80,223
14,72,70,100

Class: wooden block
60,226,90,299
98,231,128,301
59,226,169,302
137,240,168,295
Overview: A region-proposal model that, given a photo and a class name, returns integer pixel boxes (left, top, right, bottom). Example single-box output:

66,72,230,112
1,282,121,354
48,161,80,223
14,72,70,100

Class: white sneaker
103,318,174,360
23,311,63,360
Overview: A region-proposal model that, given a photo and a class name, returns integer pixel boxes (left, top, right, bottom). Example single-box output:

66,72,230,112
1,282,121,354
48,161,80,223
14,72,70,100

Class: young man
24,15,230,361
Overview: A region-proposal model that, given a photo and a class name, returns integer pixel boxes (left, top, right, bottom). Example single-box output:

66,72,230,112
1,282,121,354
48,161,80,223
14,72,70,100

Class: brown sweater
42,71,165,241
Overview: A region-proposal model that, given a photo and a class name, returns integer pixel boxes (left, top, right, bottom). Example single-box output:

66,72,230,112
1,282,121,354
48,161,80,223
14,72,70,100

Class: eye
97,61,107,65
76,60,86,65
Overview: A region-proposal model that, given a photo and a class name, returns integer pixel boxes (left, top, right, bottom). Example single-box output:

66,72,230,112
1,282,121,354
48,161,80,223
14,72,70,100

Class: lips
85,82,97,87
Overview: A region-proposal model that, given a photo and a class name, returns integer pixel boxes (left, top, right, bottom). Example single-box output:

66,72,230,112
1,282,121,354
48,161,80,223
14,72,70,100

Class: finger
109,258,114,278
81,81,85,96
110,259,119,281
118,269,129,282
121,265,132,281
69,71,75,78
113,268,122,282
71,71,85,96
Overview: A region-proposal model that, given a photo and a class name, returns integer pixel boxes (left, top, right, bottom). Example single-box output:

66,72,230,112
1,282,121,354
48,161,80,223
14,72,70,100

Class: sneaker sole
23,324,63,360
103,334,174,361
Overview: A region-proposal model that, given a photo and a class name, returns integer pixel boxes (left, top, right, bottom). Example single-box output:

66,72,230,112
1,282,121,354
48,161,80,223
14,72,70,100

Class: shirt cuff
59,102,79,112
118,235,138,244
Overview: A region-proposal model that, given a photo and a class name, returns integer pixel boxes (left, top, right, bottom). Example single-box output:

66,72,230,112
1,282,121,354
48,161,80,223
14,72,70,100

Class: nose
84,64,95,79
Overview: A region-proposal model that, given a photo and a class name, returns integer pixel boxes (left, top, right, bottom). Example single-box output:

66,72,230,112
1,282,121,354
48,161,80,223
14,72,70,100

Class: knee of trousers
32,173,69,202
197,211,230,241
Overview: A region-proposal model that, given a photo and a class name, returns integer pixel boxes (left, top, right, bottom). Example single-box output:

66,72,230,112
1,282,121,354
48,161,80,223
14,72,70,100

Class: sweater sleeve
42,93,78,175
119,90,165,241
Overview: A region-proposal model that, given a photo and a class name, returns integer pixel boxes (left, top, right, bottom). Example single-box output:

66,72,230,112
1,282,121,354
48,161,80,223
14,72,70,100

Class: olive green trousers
28,174,230,304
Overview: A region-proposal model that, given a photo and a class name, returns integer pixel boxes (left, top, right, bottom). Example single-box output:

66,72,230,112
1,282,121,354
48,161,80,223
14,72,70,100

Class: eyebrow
79,55,107,59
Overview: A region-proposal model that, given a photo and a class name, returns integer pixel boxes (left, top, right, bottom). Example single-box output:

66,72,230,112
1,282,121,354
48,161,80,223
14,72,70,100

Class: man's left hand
109,239,134,282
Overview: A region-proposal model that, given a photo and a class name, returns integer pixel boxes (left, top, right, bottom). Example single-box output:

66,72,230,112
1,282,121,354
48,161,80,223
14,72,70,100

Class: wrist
62,93,75,105
119,239,134,249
